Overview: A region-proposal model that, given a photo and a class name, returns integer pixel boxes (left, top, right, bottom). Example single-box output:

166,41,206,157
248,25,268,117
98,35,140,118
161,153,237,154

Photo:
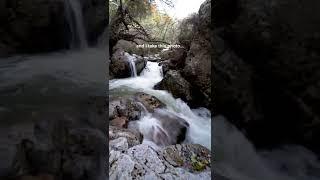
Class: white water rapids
214,116,320,180
109,54,211,150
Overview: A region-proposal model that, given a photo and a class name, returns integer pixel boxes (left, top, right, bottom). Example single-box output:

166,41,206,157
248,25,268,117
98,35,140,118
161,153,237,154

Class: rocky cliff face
214,0,320,152
155,0,212,109
0,0,107,57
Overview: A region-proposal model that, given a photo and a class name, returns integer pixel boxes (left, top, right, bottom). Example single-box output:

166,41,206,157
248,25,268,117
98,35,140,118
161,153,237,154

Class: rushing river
214,116,320,180
109,54,211,150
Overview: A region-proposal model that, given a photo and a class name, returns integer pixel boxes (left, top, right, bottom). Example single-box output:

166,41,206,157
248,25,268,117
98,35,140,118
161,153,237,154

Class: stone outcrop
155,0,212,109
109,50,147,79
181,0,212,109
0,96,108,180
154,70,193,104
213,0,320,152
109,142,211,180
144,109,190,146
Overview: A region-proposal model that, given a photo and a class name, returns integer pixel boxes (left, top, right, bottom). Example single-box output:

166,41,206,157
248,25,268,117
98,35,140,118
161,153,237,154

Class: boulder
149,109,189,146
134,55,147,75
163,144,211,172
154,70,193,103
109,126,143,148
110,116,129,128
109,93,165,122
159,48,187,70
112,40,137,54
109,144,211,179
109,50,132,78
109,50,147,78
134,92,165,112
109,97,143,121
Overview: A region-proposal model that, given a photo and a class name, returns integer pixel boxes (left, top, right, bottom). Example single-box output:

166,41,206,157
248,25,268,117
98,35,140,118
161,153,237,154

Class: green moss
190,154,208,172
176,157,184,166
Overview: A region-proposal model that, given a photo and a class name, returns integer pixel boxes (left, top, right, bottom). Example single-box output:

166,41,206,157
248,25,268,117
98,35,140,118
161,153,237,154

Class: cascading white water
214,116,320,180
124,52,138,77
65,0,88,49
109,54,211,150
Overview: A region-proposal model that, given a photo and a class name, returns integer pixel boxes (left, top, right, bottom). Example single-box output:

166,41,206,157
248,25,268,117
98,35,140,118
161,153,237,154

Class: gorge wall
0,0,107,57
213,0,320,152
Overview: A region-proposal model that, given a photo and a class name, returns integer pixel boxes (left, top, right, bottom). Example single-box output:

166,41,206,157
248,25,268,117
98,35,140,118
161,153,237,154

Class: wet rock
160,60,170,76
109,97,142,121
154,70,192,103
134,92,165,112
109,50,147,78
143,109,189,146
134,55,147,75
153,109,189,145
109,126,143,148
159,48,187,71
109,137,129,152
110,116,129,128
145,56,162,62
163,144,211,172
109,50,132,78
109,93,165,123
109,144,211,180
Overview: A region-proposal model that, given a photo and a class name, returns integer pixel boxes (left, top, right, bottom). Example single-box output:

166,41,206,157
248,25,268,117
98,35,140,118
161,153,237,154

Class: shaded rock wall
0,0,107,57
214,0,320,151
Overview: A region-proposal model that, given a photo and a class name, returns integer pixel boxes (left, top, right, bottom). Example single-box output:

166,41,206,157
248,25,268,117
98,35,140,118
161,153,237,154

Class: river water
0,0,107,176
109,53,211,150
214,116,320,180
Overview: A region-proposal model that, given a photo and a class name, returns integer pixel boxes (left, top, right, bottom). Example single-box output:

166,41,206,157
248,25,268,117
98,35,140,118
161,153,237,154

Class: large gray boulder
143,109,189,146
154,70,193,104
110,50,147,78
109,144,211,180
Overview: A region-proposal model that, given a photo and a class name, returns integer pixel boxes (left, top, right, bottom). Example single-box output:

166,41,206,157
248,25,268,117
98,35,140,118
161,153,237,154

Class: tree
109,0,174,53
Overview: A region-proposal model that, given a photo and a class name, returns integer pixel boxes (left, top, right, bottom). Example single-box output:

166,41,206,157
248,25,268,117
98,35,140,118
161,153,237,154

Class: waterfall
125,53,137,77
109,55,211,150
214,116,320,180
64,0,88,49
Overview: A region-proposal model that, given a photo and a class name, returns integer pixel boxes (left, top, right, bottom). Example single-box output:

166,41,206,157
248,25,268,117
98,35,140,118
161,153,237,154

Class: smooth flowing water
65,0,88,48
109,54,211,150
214,116,320,180
125,52,138,77
0,1,106,177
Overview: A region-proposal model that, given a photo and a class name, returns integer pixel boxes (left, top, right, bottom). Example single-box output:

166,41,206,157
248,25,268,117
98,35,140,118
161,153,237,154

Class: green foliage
109,0,180,45
109,0,152,21
140,7,179,43
177,13,198,49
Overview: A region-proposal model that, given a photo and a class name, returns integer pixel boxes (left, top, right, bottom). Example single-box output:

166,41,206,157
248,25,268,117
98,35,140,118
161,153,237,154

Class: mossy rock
162,144,211,172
